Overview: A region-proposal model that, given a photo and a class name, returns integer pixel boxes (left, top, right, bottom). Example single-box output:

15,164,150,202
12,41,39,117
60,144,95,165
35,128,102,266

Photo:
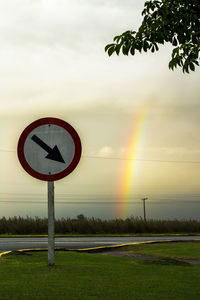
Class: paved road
0,236,200,253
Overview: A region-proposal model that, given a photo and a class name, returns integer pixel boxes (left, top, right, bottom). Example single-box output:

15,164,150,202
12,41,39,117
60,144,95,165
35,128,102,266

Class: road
0,236,200,253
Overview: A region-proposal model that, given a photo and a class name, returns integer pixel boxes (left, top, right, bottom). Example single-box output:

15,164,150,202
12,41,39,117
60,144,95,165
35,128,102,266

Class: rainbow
117,104,149,219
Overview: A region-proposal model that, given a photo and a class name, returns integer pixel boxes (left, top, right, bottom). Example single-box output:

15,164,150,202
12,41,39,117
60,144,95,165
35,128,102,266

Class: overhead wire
1,149,200,206
83,155,200,164
0,192,200,199
1,148,200,164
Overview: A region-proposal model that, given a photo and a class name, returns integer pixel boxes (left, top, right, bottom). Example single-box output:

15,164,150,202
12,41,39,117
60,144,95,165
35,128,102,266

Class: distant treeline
0,215,200,234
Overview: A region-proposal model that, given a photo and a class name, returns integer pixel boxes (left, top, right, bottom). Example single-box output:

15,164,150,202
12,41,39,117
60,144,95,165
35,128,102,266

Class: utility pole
141,197,148,221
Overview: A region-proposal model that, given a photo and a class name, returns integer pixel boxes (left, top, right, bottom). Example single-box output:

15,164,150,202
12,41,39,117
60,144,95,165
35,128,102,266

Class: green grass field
0,243,200,300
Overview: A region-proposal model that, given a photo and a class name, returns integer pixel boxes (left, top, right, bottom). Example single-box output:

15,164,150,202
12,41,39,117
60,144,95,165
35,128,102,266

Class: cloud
0,0,143,52
97,146,113,157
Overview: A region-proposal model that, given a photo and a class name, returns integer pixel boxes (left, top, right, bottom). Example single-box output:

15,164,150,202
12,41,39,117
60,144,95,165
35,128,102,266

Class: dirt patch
181,258,200,265
99,250,200,265
100,250,156,259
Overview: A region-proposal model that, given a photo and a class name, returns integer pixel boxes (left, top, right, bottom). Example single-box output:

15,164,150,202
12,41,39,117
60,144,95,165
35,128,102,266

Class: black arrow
31,134,65,163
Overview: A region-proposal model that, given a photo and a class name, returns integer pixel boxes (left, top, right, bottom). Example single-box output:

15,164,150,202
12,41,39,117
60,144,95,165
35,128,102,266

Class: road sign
18,117,81,266
17,117,82,181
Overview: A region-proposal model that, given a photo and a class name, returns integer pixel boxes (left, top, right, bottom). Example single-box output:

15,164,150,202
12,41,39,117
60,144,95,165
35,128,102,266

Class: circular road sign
17,117,82,181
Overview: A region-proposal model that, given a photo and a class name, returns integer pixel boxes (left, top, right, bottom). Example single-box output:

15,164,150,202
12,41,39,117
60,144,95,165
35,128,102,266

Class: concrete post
48,181,55,266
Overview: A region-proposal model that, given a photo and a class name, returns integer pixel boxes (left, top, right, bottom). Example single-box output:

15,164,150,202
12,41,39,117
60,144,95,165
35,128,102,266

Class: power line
1,200,200,205
83,155,200,164
0,191,200,197
1,148,200,164
0,192,200,201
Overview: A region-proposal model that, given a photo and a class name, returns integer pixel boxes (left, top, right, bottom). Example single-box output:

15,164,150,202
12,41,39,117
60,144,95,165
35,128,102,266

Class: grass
1,243,200,299
123,241,200,259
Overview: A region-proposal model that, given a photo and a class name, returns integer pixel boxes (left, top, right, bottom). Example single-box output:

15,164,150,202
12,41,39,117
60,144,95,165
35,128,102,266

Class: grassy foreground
1,243,200,300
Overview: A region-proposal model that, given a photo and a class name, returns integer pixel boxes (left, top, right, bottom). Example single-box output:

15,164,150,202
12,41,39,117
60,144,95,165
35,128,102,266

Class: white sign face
17,118,82,181
24,124,75,175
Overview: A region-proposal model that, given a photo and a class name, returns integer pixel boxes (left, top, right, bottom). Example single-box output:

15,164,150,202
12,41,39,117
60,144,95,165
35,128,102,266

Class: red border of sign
17,117,82,181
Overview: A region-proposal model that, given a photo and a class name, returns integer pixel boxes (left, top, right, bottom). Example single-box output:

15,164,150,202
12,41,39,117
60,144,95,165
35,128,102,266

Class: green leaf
154,43,159,51
107,46,116,56
113,35,121,43
184,63,189,73
130,47,135,55
193,60,199,66
115,44,121,55
189,62,195,71
172,47,179,58
168,61,173,70
122,45,129,55
105,44,114,52
151,45,155,53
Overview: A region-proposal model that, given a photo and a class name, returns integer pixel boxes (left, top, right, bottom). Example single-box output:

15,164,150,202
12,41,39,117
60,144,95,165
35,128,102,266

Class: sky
0,0,200,220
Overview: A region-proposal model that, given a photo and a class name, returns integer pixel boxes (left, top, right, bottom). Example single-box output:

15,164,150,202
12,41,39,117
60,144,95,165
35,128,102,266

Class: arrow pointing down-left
31,134,65,163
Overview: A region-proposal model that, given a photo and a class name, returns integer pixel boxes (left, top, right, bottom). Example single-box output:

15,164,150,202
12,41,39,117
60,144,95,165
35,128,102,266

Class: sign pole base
48,181,55,266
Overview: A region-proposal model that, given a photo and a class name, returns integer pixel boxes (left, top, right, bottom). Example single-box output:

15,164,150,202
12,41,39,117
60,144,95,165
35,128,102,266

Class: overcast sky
0,0,200,220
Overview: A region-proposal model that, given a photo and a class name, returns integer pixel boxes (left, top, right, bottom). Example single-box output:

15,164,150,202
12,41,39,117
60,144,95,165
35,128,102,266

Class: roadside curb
75,239,200,253
1,239,200,257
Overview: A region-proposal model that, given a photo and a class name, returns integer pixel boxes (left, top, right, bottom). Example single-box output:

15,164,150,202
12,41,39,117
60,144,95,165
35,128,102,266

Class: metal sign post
48,181,55,266
17,117,82,267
